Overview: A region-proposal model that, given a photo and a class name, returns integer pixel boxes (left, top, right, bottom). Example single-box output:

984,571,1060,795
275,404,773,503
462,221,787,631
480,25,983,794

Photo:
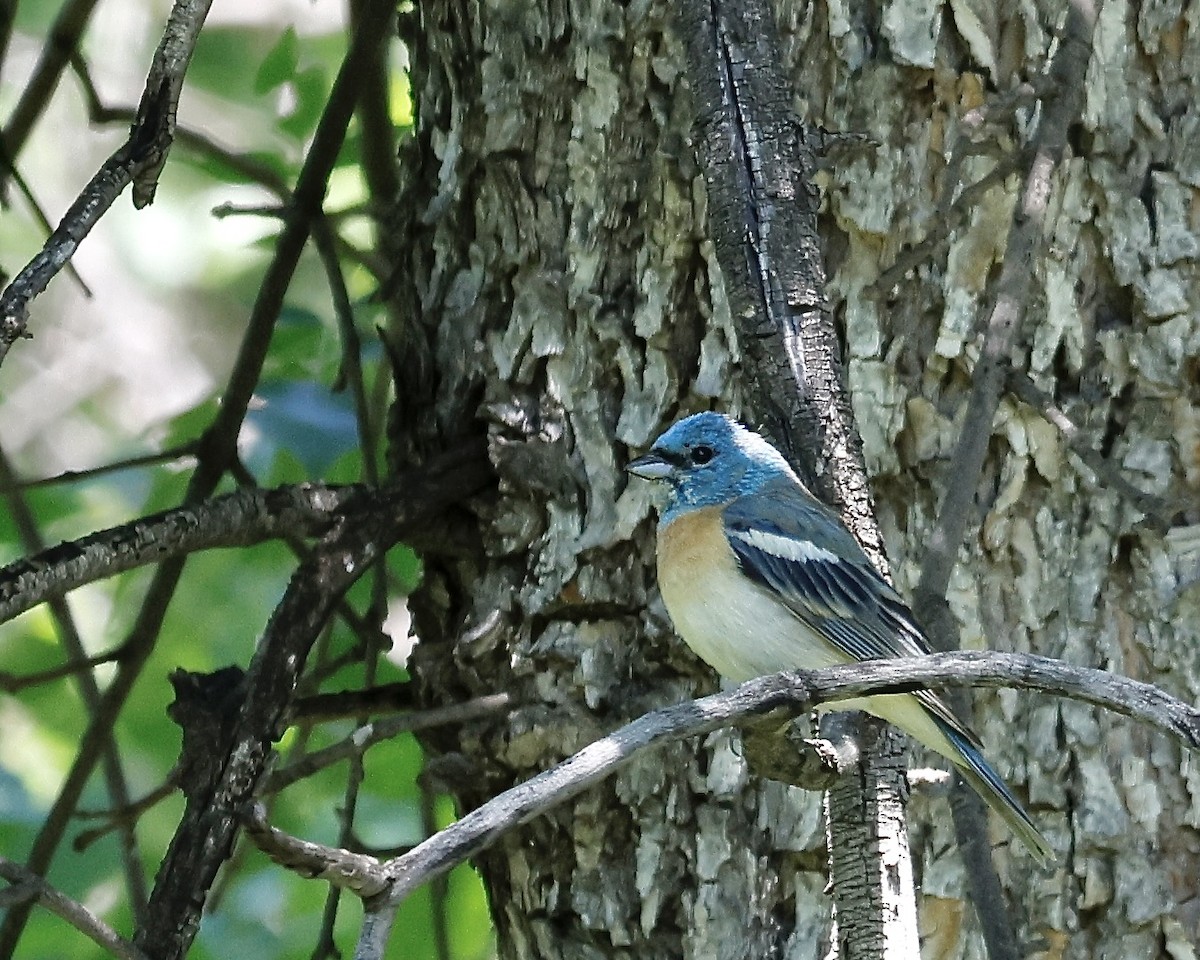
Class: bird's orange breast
658,506,736,585
657,506,789,680
656,504,851,681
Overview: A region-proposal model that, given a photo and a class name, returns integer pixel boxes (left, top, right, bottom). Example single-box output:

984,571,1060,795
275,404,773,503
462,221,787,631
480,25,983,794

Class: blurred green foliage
0,6,492,960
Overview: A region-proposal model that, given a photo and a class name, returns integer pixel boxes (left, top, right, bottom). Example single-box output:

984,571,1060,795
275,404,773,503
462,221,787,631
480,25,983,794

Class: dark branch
0,483,362,625
0,647,125,694
0,0,100,170
0,447,150,922
0,0,214,363
1008,371,1171,525
676,0,916,949
133,441,491,960
292,681,417,721
908,7,1097,957
0,442,197,494
915,0,1096,606
0,4,401,951
267,694,513,794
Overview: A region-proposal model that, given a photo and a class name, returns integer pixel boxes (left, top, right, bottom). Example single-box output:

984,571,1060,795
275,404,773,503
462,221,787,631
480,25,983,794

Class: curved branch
0,858,150,960
348,650,1198,957
242,804,390,897
0,484,362,625
0,0,214,363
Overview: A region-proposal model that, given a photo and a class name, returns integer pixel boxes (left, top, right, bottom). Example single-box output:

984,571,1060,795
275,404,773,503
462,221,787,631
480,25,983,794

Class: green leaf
254,26,299,95
160,396,220,452
279,66,330,140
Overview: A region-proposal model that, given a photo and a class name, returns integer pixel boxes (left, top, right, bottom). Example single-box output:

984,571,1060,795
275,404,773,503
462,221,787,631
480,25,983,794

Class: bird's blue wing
722,479,982,746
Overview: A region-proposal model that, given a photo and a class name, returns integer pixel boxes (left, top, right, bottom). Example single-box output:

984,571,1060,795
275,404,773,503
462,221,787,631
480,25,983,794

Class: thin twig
916,1,1096,606
313,214,379,485
267,694,513,794
0,647,125,693
188,0,394,497
0,0,215,363
0,449,149,921
0,858,151,960
0,157,94,295
909,6,1097,958
210,201,289,219
0,0,100,171
1008,371,1170,523
70,51,291,199
0,442,198,494
293,681,417,721
72,770,181,852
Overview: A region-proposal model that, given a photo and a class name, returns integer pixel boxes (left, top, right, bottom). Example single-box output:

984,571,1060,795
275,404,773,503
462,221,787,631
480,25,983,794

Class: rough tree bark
392,1,1200,958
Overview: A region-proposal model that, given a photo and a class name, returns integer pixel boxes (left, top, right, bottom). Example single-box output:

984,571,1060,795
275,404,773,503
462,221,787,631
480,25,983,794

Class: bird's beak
626,452,674,481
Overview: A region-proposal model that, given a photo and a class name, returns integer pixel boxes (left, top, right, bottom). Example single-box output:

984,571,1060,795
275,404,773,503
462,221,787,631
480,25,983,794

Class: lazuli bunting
628,412,1052,862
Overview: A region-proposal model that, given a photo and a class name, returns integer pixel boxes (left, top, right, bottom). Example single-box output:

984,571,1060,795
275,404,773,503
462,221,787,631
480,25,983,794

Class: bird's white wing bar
723,507,983,743
731,527,841,566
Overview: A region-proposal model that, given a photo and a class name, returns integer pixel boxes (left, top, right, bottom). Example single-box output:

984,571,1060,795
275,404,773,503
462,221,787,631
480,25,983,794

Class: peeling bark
395,0,1200,957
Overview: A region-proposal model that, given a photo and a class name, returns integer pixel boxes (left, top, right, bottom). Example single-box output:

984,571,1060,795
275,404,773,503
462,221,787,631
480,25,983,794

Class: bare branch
0,0,214,364
907,8,1097,957
0,442,197,494
0,647,124,693
73,771,181,852
292,681,417,722
70,51,291,199
916,1,1096,606
133,440,491,960
869,157,1019,296
0,483,362,625
348,650,1198,956
0,447,149,921
0,858,151,960
0,0,99,168
266,694,514,794
312,214,379,484
1008,371,1172,524
242,804,389,896
0,4,400,948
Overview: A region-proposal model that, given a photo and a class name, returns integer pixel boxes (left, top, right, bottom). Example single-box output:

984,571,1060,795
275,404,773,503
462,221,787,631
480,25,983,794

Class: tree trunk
393,0,1200,957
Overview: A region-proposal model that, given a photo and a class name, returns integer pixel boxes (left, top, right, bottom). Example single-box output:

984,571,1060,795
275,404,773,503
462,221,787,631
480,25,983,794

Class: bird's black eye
690,444,716,465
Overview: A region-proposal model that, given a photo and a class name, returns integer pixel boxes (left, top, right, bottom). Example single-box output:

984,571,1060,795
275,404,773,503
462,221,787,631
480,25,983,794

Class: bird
626,411,1053,862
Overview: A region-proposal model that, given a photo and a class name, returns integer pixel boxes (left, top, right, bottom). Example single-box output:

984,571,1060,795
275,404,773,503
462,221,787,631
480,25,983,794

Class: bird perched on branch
627,411,1052,862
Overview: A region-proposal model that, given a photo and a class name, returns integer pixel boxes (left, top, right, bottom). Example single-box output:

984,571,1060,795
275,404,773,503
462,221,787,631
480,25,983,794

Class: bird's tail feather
936,719,1054,864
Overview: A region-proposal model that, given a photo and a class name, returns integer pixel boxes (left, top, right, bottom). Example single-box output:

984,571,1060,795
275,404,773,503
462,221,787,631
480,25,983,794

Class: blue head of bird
627,413,799,523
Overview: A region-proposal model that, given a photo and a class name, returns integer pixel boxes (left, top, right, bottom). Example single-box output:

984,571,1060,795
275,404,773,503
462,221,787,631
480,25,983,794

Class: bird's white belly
655,509,960,761
657,515,847,682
